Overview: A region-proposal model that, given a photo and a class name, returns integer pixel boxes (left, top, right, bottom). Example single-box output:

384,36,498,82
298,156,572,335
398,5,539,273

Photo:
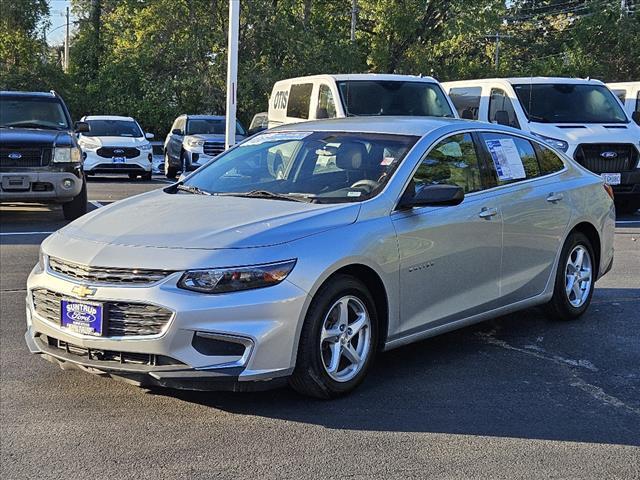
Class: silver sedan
25,117,615,398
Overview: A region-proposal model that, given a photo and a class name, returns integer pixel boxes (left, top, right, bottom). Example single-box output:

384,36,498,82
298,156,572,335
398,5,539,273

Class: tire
141,171,152,180
290,275,378,399
181,151,190,174
544,232,596,321
164,152,177,180
62,178,88,221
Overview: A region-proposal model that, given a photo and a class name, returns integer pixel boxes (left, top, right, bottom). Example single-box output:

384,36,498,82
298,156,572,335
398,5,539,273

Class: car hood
530,122,640,145
79,136,148,147
189,133,245,142
59,189,360,249
0,128,74,147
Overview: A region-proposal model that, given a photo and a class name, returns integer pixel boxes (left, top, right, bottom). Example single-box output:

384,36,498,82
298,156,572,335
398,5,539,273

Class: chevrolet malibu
25,117,615,398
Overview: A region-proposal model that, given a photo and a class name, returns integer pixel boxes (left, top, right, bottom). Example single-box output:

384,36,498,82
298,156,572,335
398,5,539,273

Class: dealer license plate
601,173,621,185
61,299,104,336
112,157,126,163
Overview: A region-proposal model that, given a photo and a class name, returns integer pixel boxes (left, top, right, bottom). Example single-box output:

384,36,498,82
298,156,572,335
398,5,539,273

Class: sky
47,0,74,46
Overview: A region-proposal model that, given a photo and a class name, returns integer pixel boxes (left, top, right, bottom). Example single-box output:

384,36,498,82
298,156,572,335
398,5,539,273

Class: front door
391,132,503,338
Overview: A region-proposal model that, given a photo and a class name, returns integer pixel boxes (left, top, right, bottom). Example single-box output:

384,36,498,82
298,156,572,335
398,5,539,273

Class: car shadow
151,288,640,446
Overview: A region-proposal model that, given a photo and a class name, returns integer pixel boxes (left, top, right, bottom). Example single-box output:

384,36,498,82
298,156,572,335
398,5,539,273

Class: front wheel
62,179,88,221
290,275,377,399
545,232,596,321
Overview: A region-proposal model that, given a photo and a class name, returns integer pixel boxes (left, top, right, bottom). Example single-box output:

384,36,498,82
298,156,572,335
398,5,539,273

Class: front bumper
25,263,308,390
83,150,152,174
185,150,215,170
0,167,83,203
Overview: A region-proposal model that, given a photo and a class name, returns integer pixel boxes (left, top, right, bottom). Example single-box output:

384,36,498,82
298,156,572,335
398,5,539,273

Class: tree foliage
1,0,638,135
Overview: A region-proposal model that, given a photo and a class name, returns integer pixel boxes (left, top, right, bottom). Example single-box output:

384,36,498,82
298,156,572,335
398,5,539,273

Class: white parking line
0,231,54,236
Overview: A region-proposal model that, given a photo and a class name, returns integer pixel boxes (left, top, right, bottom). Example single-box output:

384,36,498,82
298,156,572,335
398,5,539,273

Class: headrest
336,142,368,171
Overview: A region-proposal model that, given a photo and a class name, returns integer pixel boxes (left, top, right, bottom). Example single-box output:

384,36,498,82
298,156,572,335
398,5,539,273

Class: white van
607,82,640,125
268,74,457,128
443,77,640,212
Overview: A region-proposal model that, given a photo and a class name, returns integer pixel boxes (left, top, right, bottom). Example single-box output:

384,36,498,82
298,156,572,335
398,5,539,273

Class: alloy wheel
319,295,371,382
565,245,592,308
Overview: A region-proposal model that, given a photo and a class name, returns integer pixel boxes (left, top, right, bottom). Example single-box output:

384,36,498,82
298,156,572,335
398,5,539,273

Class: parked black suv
0,91,89,220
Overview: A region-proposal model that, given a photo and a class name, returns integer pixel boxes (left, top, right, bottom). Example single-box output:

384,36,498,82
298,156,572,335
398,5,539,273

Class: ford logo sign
8,152,22,160
600,151,618,159
113,149,125,154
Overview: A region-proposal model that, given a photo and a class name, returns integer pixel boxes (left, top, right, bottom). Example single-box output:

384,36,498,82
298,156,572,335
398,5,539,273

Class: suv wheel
181,151,190,174
62,178,88,221
545,232,595,321
290,275,377,399
164,152,177,179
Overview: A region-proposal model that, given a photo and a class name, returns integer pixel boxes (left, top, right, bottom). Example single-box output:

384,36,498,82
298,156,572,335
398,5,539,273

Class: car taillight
603,183,615,201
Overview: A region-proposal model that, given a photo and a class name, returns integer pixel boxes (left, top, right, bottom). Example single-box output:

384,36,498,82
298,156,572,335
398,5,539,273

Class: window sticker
485,138,526,181
380,156,395,166
242,131,312,146
347,191,362,197
436,141,463,158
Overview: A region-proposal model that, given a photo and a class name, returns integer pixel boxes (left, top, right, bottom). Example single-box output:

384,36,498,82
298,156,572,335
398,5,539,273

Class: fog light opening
62,179,74,189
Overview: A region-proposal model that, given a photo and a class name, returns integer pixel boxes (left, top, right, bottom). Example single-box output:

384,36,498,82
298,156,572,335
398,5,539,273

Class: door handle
547,192,564,203
478,207,498,219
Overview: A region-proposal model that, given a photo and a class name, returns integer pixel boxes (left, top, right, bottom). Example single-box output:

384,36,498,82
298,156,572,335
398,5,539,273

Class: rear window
287,83,313,119
337,80,454,118
448,87,481,120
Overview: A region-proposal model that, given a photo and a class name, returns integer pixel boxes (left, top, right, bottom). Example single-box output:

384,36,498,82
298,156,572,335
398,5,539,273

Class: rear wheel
164,152,177,179
62,178,88,221
290,275,377,399
545,232,595,321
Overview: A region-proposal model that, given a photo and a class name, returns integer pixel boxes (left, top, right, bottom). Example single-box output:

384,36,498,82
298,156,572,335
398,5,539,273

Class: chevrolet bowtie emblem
72,285,97,298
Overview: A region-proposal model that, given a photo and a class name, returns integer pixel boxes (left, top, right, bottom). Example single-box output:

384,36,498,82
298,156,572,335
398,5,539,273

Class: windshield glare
0,97,69,130
85,119,143,137
513,83,628,123
182,131,418,203
337,81,455,118
187,118,246,136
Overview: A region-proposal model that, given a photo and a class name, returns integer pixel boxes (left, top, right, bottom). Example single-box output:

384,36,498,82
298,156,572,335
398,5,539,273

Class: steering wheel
349,179,379,193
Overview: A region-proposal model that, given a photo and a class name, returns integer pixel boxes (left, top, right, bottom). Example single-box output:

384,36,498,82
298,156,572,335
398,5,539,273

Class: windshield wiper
223,190,314,203
176,184,211,195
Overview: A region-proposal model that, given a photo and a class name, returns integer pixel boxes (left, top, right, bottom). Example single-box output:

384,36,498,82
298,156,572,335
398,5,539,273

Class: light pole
225,0,240,150
64,6,70,72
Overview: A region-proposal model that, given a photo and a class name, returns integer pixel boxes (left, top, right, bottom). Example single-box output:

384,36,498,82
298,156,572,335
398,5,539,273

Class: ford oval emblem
8,152,22,160
113,148,125,154
600,151,618,159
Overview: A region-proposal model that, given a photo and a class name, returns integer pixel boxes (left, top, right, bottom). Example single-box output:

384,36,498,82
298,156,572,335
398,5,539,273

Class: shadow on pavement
153,288,640,446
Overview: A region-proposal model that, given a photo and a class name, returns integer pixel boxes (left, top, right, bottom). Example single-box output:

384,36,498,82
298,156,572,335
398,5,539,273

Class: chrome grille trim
203,141,225,157
48,257,173,285
32,289,174,337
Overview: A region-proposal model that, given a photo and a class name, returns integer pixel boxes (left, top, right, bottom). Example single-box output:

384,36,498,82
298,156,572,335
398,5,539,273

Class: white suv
78,115,154,179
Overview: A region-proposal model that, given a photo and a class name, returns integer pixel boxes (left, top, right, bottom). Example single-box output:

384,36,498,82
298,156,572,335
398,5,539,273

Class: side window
448,87,481,120
412,133,483,194
287,83,313,119
317,84,337,119
535,142,565,175
489,88,520,129
480,132,539,185
612,89,626,103
177,117,186,133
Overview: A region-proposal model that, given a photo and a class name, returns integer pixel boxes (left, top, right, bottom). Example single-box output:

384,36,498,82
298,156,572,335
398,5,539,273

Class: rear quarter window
448,87,481,120
535,143,566,175
287,83,313,119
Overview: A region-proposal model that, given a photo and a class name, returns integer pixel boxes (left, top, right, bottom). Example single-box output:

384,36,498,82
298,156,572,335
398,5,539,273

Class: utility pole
64,6,70,72
225,0,240,150
485,32,512,71
350,0,358,42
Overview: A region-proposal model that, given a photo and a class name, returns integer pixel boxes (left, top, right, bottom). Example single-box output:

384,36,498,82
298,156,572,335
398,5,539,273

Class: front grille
43,335,185,366
92,163,145,171
203,142,225,157
33,289,174,337
574,143,639,173
96,147,140,158
48,257,172,285
0,146,51,169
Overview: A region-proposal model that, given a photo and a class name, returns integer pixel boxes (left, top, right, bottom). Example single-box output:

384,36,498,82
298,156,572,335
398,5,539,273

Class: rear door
477,131,571,303
392,132,503,337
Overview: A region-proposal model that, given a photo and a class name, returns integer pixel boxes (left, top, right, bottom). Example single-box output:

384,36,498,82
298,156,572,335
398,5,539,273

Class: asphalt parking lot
1,175,639,479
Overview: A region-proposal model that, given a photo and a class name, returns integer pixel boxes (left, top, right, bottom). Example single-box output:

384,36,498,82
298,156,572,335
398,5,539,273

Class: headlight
178,260,296,294
79,139,100,150
531,133,569,152
185,137,205,148
53,147,82,163
140,143,152,151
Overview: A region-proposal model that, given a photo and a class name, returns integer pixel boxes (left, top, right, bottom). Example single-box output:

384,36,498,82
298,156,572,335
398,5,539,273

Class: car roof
444,77,606,87
270,116,486,137
275,73,439,84
83,115,136,122
185,114,226,120
0,90,57,98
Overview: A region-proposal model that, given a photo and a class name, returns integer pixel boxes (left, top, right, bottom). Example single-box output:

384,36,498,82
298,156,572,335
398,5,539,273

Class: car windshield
85,119,143,137
337,80,455,118
0,97,69,130
179,131,418,203
513,83,628,124
187,118,246,135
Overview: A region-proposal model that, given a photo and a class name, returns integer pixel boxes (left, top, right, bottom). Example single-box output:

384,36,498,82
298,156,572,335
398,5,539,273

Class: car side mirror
494,110,510,126
632,111,640,125
74,121,90,133
398,184,465,209
145,132,154,139
172,128,184,136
